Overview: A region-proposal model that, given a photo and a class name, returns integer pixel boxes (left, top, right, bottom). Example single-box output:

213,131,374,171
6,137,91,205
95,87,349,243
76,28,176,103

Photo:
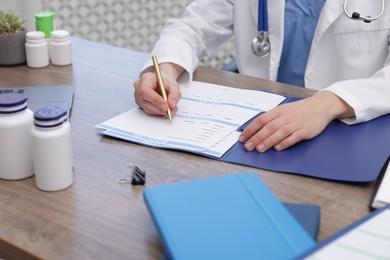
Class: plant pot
0,29,27,66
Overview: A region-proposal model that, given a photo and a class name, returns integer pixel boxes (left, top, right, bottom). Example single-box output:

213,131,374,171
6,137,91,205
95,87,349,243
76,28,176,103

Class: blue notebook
143,172,316,260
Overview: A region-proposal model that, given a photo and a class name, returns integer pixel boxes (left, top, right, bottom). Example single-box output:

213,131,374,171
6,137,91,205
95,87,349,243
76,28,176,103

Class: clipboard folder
370,155,390,210
143,172,317,260
207,96,390,182
0,86,74,119
98,93,390,182
301,205,390,258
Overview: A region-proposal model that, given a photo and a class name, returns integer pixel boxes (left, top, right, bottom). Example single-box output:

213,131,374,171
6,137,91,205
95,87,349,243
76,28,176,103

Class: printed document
96,81,285,157
371,161,390,209
305,208,390,259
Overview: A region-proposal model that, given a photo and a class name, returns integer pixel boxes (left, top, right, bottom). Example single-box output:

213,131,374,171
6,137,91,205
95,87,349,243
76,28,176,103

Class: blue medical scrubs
276,0,325,87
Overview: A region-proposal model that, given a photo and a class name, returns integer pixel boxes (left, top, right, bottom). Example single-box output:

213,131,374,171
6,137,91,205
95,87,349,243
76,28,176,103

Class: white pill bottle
25,31,50,68
31,107,73,191
49,30,72,66
0,93,34,180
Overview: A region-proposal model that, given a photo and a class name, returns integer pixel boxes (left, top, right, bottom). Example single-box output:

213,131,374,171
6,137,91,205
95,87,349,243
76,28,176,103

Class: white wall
40,0,235,69
0,0,43,31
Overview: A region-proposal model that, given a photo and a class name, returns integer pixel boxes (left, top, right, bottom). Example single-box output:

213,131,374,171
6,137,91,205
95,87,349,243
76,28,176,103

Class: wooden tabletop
0,38,375,259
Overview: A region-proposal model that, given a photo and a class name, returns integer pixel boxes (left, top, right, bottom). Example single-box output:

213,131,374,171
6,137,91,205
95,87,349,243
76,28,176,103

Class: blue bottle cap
34,107,67,127
0,93,28,113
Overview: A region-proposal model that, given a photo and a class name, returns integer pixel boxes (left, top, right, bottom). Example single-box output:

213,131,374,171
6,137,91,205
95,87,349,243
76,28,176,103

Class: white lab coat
148,0,390,124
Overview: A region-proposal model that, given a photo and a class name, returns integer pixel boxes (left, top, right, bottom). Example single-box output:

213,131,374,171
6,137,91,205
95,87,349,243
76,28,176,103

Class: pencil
152,55,173,122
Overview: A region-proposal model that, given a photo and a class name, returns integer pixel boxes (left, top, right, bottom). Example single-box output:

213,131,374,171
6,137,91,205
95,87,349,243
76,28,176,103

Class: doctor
133,0,390,153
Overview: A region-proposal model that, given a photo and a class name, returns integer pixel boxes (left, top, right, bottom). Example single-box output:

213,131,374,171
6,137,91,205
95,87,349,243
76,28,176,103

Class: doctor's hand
238,91,355,152
133,62,184,117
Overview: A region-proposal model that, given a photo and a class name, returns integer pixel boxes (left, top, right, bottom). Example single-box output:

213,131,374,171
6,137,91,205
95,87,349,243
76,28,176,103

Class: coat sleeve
324,59,390,125
141,0,235,83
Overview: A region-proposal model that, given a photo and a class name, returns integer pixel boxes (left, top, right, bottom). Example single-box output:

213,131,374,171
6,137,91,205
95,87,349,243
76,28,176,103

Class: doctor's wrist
160,63,185,81
314,91,355,120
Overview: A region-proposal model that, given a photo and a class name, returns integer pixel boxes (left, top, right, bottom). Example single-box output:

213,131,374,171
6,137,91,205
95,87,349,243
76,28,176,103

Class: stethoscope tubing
343,0,384,22
252,0,385,57
258,0,268,32
251,0,270,57
257,0,385,31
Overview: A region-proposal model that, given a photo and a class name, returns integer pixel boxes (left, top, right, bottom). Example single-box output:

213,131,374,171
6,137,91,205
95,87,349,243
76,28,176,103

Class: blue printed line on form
181,96,263,111
98,124,207,150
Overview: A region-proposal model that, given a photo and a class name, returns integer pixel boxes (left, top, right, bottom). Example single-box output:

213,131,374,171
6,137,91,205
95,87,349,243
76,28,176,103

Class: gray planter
0,29,27,66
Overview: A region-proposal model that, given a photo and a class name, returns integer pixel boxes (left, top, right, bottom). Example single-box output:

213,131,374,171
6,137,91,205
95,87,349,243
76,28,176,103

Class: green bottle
35,12,56,39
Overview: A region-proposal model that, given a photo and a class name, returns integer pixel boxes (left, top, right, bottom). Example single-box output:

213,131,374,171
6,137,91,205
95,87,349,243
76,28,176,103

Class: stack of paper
96,81,285,158
371,158,390,209
302,206,390,259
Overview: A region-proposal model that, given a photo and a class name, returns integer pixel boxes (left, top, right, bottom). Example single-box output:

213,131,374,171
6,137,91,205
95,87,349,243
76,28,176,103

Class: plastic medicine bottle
25,31,50,68
0,94,34,180
49,30,72,66
31,107,74,191
35,12,56,39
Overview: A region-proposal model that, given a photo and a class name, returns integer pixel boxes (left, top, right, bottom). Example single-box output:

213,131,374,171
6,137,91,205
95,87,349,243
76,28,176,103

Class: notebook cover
143,172,316,260
159,202,321,259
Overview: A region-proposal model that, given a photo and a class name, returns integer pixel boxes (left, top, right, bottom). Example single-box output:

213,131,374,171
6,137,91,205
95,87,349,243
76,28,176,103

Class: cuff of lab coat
320,87,365,125
139,36,199,86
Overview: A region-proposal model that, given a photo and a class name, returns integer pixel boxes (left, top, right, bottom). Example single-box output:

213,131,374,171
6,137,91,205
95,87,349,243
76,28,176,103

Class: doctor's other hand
238,91,355,153
133,62,184,117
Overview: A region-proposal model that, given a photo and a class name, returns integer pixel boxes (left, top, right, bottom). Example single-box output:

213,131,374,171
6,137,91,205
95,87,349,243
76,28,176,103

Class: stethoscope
344,0,385,23
251,0,386,57
251,0,270,57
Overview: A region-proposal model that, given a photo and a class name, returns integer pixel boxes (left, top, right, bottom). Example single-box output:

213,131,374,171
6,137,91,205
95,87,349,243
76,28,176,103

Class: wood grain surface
0,38,375,259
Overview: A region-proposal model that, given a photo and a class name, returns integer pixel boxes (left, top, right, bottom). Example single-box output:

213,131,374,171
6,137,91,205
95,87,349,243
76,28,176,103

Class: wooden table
0,38,375,259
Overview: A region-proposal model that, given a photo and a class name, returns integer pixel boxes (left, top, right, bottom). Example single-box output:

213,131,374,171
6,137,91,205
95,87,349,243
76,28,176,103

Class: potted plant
0,9,27,66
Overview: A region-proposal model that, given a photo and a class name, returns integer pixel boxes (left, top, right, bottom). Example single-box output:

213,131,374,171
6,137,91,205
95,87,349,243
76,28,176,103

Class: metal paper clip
119,177,132,184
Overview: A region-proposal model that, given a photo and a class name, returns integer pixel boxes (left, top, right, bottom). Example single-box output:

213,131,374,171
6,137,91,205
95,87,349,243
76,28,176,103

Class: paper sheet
305,209,390,259
96,81,285,158
372,162,390,209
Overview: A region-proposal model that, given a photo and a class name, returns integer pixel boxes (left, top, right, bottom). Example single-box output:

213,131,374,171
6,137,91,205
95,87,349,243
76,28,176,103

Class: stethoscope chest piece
251,31,270,57
252,0,270,57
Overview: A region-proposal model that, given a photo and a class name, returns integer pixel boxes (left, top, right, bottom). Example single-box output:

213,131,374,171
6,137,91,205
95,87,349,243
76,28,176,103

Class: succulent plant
0,9,26,34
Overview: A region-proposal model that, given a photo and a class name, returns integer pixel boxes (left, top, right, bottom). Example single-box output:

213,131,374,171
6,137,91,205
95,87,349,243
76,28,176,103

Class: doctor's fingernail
256,144,265,153
275,144,282,150
239,135,245,142
160,103,167,111
244,142,254,151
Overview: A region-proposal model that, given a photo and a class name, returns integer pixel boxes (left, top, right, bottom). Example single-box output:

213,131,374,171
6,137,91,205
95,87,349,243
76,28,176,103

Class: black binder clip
130,165,146,185
119,162,146,185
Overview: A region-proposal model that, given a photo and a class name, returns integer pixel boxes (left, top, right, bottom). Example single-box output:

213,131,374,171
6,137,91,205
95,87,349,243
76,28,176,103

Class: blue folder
211,97,390,182
0,86,74,118
300,205,390,258
99,94,390,182
143,172,316,260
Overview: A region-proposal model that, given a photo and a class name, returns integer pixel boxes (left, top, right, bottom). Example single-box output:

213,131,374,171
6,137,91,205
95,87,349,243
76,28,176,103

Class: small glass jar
49,30,72,66
0,93,34,180
31,107,73,191
25,31,50,68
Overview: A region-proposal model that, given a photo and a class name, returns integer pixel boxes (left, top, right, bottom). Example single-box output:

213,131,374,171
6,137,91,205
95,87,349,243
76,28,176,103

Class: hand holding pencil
133,57,184,120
